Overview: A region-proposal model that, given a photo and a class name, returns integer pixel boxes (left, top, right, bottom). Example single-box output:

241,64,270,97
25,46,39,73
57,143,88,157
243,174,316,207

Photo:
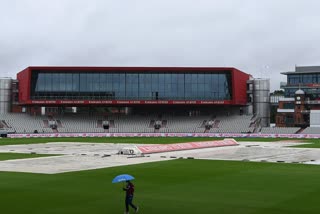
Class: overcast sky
1,0,320,91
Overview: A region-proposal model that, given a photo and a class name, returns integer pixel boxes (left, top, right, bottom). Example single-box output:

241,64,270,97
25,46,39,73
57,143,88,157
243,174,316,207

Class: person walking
123,180,139,214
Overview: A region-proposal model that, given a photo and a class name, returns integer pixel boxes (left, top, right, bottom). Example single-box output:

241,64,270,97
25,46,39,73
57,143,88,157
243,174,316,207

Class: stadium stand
159,115,208,133
0,113,54,133
301,127,320,134
54,114,105,133
260,127,300,134
107,114,154,133
208,115,255,133
0,112,264,134
3,111,311,135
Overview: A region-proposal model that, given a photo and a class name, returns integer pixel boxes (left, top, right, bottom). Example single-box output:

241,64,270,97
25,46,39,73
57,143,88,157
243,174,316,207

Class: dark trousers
125,196,137,212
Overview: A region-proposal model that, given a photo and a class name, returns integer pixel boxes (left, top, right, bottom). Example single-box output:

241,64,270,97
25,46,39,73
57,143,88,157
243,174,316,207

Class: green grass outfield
0,136,319,148
0,153,56,161
0,159,320,214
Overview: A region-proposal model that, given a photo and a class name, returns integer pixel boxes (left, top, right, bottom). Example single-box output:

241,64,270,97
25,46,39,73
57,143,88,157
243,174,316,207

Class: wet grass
0,153,56,161
1,159,320,214
0,136,319,147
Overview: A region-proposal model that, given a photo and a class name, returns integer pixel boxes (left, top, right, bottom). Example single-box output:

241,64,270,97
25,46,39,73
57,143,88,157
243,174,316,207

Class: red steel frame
17,67,251,106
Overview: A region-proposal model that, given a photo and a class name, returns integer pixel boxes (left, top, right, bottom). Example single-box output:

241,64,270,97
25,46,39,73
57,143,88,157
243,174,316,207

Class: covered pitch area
0,138,320,174
0,137,320,214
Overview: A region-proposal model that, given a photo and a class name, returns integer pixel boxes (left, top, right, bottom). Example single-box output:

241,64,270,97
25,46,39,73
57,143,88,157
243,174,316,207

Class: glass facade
287,74,320,85
31,71,232,100
285,73,320,99
285,88,320,99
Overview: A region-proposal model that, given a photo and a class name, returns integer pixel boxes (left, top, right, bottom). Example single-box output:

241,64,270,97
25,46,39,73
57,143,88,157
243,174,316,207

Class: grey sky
1,0,320,91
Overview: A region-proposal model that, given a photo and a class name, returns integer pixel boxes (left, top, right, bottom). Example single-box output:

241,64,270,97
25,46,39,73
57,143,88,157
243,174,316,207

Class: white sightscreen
310,110,320,127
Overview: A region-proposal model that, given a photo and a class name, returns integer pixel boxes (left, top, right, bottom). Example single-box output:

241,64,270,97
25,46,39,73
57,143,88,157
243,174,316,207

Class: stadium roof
20,66,251,76
282,66,320,75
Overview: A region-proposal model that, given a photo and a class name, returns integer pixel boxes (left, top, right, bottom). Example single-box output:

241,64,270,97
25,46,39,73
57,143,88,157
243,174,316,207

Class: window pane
80,73,87,92
59,73,66,92
65,73,73,92
45,73,52,92
72,73,79,92
51,73,59,91
92,73,100,92
36,73,45,92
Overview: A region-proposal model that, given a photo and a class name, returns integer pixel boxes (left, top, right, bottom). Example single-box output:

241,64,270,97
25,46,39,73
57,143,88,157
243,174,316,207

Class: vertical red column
17,67,31,104
232,68,250,105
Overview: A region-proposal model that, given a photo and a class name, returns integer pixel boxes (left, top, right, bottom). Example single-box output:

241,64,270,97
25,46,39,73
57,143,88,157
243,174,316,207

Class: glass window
99,73,106,92
92,73,100,92
191,84,197,99
45,73,52,92
312,74,318,83
31,71,233,101
139,74,145,99
191,74,197,84
139,74,152,99
158,74,165,92
185,74,192,83
36,73,45,92
165,73,171,84
218,74,226,99
171,74,178,85
65,73,73,92
302,74,312,84
204,74,211,84
197,83,204,98
118,74,126,99
288,75,300,84
105,73,112,91
151,73,159,92
86,73,93,92
80,73,87,92
126,73,139,98
51,73,60,91
113,73,120,91
72,73,79,92
177,74,184,100
198,74,205,84
211,74,219,99
59,73,66,92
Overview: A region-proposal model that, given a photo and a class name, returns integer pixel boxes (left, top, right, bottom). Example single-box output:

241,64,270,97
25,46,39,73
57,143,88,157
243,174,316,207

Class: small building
276,66,320,128
281,66,320,99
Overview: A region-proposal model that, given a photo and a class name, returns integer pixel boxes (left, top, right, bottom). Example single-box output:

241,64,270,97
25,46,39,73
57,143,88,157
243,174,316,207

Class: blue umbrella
112,174,135,183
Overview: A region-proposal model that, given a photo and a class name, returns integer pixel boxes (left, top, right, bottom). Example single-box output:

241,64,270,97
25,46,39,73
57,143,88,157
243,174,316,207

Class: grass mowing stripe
0,137,222,145
1,159,320,214
0,153,57,161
